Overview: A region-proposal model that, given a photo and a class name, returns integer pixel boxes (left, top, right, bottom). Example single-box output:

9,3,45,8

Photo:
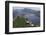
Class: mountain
13,8,40,25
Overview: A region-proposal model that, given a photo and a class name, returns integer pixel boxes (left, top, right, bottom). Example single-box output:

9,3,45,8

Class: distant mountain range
13,8,40,25
13,8,40,17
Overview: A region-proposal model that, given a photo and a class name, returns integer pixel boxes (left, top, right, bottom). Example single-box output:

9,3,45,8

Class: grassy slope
13,16,40,28
13,16,26,28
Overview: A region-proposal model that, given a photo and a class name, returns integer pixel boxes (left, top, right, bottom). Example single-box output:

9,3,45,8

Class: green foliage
13,16,26,28
13,16,40,28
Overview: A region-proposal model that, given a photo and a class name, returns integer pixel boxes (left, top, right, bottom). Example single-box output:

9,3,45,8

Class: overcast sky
13,7,40,11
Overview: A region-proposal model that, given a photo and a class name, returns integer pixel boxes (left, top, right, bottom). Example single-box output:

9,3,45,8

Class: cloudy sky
13,7,40,11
